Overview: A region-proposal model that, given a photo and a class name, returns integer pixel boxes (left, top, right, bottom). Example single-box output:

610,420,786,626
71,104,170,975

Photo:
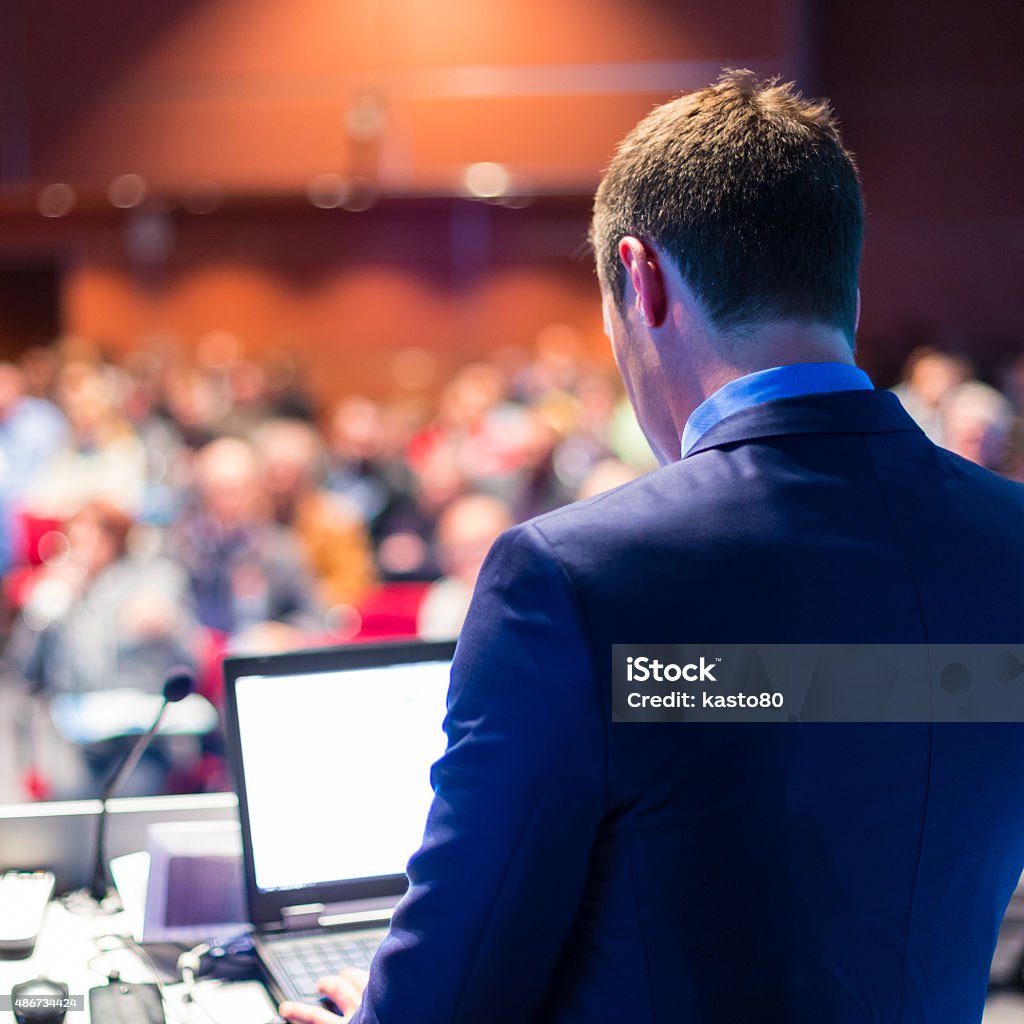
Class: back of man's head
591,69,864,344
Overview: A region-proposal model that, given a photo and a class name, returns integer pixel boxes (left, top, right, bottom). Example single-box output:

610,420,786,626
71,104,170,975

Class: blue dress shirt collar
681,362,874,458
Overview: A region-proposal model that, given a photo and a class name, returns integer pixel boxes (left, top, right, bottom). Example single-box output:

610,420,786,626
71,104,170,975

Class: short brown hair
590,69,864,343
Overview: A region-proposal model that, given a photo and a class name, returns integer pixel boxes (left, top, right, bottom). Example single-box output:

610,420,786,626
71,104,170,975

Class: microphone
66,668,197,915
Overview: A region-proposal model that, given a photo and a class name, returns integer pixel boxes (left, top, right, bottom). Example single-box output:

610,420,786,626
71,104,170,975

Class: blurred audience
18,345,61,400
6,326,1023,800
576,458,641,501
0,362,68,571
940,381,1015,470
889,347,971,445
4,501,205,799
213,360,274,438
7,500,198,695
1003,419,1024,484
167,437,323,647
375,443,465,582
417,493,513,640
252,418,376,608
0,362,68,500
327,396,417,540
160,366,220,451
24,364,147,518
998,352,1024,412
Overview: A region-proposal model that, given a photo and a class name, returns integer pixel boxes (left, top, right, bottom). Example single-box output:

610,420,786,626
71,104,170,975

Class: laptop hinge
279,895,397,932
318,907,394,929
281,903,325,931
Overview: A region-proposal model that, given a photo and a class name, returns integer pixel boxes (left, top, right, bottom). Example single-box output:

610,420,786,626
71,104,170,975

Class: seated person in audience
252,418,376,608
160,366,220,451
375,445,467,582
119,359,194,526
511,403,576,520
168,437,324,648
548,370,621,494
327,396,416,541
262,348,318,422
19,344,61,401
998,351,1024,413
417,493,512,639
941,380,1015,470
24,363,147,518
0,491,9,575
211,359,274,439
0,361,69,567
0,360,69,506
508,324,587,403
408,363,525,501
5,500,200,796
889,346,970,445
1003,414,1024,483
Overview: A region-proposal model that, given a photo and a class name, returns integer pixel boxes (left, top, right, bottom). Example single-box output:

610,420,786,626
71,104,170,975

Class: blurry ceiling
0,0,799,204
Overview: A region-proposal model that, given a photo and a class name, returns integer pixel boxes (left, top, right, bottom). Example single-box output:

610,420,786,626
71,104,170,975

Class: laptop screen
229,645,452,900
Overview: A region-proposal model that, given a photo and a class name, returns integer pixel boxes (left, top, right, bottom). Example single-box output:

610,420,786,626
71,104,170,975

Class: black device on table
88,979,164,1024
10,977,71,1024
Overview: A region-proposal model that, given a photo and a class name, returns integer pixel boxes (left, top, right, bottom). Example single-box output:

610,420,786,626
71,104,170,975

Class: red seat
353,581,430,641
14,511,64,566
3,512,65,610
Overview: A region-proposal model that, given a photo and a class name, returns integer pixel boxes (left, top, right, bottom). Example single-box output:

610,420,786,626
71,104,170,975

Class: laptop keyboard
262,928,388,1002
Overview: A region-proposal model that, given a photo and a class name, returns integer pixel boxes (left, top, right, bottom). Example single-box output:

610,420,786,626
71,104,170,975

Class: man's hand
279,967,368,1023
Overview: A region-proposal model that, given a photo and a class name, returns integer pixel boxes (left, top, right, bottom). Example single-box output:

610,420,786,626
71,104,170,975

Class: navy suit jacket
352,389,1024,1024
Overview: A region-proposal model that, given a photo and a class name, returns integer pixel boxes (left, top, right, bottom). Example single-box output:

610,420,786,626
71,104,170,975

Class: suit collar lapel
681,389,923,458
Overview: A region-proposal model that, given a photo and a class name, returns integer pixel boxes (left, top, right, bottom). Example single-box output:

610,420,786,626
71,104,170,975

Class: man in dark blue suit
282,70,1024,1024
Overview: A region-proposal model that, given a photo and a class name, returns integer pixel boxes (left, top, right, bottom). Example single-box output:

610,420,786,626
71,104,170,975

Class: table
0,900,279,1024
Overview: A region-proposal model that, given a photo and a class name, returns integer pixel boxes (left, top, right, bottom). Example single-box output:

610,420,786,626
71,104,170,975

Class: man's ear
618,237,667,328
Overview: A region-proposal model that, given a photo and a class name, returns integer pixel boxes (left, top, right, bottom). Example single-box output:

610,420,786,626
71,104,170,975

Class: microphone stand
64,670,196,915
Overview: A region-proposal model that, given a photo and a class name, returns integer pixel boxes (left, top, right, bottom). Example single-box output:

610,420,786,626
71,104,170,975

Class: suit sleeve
350,521,607,1024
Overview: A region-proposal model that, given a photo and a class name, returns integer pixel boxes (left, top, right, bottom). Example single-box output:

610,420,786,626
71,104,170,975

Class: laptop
223,639,456,1007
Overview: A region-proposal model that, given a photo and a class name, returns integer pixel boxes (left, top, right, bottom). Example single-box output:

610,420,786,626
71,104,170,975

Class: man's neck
679,361,874,458
700,322,856,400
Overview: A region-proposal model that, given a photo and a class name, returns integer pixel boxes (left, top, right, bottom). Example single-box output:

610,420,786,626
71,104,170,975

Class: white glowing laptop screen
233,658,451,894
